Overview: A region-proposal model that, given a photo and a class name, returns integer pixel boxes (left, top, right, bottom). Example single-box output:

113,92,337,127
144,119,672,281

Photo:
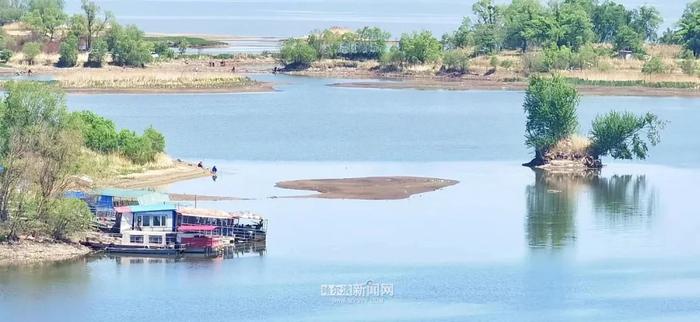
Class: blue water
64,0,686,38
2,75,700,321
66,74,700,167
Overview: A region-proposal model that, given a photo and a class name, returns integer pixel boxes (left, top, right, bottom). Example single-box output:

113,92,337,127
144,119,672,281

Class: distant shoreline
327,78,700,97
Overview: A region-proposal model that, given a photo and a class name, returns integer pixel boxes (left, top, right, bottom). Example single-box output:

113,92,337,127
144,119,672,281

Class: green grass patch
563,77,700,90
144,36,226,48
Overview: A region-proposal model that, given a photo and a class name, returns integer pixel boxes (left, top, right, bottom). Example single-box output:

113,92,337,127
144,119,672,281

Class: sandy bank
103,160,211,189
275,176,459,200
62,83,274,95
168,193,246,201
0,241,90,267
329,79,700,97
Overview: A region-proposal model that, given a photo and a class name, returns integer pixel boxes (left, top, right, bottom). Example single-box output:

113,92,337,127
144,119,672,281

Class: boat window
143,216,151,226
149,235,163,244
161,216,167,226
130,235,144,244
165,234,177,244
152,216,161,226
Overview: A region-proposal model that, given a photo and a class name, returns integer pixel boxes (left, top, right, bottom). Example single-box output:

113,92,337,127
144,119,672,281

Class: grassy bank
563,77,700,89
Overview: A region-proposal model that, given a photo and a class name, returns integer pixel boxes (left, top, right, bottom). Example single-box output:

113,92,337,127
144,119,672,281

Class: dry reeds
53,69,256,89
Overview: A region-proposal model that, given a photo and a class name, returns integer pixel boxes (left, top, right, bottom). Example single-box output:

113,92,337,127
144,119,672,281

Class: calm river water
2,75,700,321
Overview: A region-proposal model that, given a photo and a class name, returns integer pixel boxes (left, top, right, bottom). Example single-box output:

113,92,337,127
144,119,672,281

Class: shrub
590,111,665,159
213,53,234,60
442,49,470,73
153,41,175,60
489,55,499,68
73,111,165,164
679,58,698,75
86,38,108,67
642,57,667,74
57,35,79,67
0,49,11,63
143,126,165,153
543,45,574,70
22,42,41,65
45,199,92,240
499,59,513,69
521,51,547,74
380,46,404,70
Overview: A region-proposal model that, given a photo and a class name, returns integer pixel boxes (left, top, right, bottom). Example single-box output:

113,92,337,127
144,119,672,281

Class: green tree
613,25,644,54
398,31,442,64
57,35,79,67
353,26,390,59
590,111,665,159
86,37,107,67
677,0,700,57
472,0,503,54
658,28,679,45
22,41,41,65
143,126,165,153
153,41,175,60
22,0,67,40
80,0,112,50
443,17,472,49
523,76,579,158
106,23,153,67
0,0,29,25
502,0,545,51
0,82,80,226
279,38,317,67
73,110,118,152
67,14,87,40
557,2,595,50
591,1,630,43
630,5,662,42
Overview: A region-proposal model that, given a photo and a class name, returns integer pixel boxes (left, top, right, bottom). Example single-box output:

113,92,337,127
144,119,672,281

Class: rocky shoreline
0,240,91,267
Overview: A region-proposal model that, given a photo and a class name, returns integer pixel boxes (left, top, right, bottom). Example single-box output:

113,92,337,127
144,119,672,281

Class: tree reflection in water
526,170,656,249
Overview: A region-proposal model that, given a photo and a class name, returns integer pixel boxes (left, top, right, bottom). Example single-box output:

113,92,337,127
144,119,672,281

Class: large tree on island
523,75,579,164
523,76,665,168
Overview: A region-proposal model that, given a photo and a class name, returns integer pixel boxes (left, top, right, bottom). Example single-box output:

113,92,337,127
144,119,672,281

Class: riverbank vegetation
0,81,168,242
522,75,665,169
278,0,700,90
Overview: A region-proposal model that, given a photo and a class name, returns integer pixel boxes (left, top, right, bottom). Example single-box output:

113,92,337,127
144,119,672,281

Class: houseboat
177,207,267,242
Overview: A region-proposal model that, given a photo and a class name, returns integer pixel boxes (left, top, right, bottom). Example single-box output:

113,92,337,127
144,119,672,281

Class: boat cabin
117,204,179,247
177,225,222,254
177,207,267,242
93,188,171,232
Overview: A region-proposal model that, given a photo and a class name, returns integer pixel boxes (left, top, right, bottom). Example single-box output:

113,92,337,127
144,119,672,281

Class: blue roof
96,188,157,199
